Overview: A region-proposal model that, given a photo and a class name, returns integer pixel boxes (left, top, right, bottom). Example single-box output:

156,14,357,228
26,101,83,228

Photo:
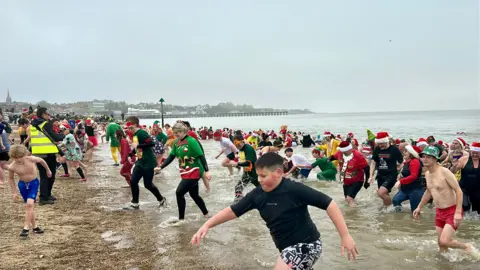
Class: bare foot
465,243,473,253
204,213,211,218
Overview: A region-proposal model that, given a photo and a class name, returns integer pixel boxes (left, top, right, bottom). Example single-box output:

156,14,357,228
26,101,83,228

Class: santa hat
416,138,428,147
438,140,444,146
213,131,221,137
347,132,354,137
312,149,321,155
405,144,421,159
324,131,331,136
338,141,353,152
454,138,466,149
395,138,401,145
63,123,71,129
375,132,390,144
470,142,480,152
23,108,28,112
32,116,37,120
85,119,92,125
361,145,372,153
75,119,82,124
59,125,67,131
352,138,359,147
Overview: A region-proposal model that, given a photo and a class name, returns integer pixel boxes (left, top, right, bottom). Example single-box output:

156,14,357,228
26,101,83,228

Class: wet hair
172,122,188,133
182,121,191,129
125,116,139,126
75,130,83,136
255,152,284,171
284,147,293,154
9,144,28,159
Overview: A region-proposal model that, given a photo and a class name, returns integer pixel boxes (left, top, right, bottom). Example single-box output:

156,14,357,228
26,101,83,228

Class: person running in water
214,131,238,175
191,152,358,270
123,116,166,210
413,146,473,253
117,128,134,187
7,145,49,238
228,134,259,202
368,132,403,210
309,149,337,181
157,122,210,220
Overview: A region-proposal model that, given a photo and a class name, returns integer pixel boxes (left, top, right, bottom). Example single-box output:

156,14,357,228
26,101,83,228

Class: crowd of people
1,107,479,269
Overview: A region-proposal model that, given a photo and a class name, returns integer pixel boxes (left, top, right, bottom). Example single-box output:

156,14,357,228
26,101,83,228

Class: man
30,107,65,205
413,146,473,253
368,132,403,209
105,119,122,166
284,148,312,179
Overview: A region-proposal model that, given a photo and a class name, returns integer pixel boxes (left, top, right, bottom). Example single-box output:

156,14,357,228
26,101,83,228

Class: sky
0,0,479,113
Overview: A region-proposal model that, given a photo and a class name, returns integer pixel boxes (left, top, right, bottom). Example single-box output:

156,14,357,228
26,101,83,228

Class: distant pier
130,111,288,119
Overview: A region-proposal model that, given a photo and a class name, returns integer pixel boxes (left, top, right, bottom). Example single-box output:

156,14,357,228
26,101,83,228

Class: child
7,145,50,237
191,152,358,269
60,127,87,181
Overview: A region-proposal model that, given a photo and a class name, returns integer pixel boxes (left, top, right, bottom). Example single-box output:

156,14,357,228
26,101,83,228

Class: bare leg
377,187,392,207
221,158,233,175
274,256,291,270
25,199,35,229
346,196,357,207
438,225,472,252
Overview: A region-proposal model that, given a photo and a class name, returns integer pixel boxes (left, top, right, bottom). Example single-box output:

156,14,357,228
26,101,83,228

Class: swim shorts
18,178,40,203
343,181,363,199
435,205,463,231
226,152,235,161
280,239,322,270
154,141,164,155
376,173,397,192
299,168,311,178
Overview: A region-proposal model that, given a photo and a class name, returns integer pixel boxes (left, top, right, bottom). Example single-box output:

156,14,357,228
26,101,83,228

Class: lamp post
159,98,165,128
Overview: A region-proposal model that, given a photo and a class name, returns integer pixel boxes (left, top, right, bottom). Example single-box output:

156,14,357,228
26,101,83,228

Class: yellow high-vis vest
30,121,59,155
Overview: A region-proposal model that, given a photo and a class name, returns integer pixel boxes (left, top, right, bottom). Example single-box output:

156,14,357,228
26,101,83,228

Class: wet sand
0,160,161,270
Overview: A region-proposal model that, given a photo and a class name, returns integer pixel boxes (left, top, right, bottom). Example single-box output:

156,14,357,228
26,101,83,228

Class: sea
97,110,479,269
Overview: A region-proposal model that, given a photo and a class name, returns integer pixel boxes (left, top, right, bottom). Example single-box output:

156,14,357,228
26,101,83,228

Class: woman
309,149,337,181
458,142,480,214
158,123,210,220
392,144,424,212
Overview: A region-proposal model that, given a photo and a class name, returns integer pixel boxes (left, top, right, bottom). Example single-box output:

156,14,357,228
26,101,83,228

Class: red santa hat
454,138,466,149
405,144,421,159
395,138,401,145
213,131,221,137
338,141,353,152
23,108,28,112
75,119,82,124
416,138,428,147
312,149,321,155
347,132,354,137
375,132,390,144
324,131,331,136
85,119,92,125
470,142,480,152
361,145,372,153
352,138,359,147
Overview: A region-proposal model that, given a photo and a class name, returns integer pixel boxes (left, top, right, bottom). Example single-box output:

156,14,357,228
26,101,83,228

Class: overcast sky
1,0,479,113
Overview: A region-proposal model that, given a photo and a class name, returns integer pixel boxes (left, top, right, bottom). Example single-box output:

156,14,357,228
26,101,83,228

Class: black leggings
38,155,58,201
176,179,208,220
130,166,164,204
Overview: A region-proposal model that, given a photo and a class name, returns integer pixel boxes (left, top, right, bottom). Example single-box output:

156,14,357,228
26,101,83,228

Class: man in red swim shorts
413,146,473,253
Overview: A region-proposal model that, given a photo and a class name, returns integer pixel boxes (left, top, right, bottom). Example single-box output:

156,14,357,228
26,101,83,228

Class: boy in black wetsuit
191,152,358,270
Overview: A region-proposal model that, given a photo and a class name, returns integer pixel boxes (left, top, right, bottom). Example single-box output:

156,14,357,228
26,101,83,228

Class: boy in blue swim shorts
7,145,52,238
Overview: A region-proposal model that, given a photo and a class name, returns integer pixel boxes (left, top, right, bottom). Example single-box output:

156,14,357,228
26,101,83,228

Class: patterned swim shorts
280,239,322,270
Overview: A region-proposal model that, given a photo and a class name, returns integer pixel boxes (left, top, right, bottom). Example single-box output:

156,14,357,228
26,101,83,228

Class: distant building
5,89,12,105
127,108,160,115
89,102,105,111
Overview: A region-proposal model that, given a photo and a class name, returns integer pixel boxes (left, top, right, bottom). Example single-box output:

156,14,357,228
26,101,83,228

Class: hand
368,177,374,184
394,181,401,189
230,162,238,168
59,156,66,163
215,155,220,160
46,170,52,178
204,171,212,181
0,145,5,150
341,234,359,261
453,212,463,227
413,207,421,219
191,225,209,245
154,167,161,174
13,193,19,202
